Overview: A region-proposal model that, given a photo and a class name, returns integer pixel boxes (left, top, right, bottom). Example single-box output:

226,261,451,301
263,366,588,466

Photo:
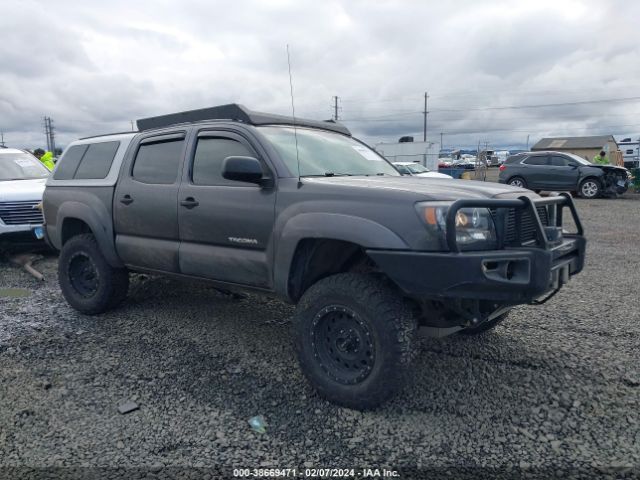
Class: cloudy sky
1,0,639,150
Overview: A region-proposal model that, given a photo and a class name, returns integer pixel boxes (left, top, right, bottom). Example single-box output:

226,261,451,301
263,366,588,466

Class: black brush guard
367,193,586,304
445,192,583,252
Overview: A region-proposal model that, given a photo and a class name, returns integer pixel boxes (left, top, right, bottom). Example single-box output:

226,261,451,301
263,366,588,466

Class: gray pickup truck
43,104,586,409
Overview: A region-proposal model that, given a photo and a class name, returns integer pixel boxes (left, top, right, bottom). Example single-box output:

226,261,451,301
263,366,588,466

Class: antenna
286,44,302,187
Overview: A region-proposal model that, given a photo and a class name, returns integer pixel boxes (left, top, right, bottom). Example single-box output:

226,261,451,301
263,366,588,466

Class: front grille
0,201,43,225
492,205,550,246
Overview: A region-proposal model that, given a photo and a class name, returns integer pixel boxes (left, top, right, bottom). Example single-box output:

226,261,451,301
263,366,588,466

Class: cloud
1,0,639,151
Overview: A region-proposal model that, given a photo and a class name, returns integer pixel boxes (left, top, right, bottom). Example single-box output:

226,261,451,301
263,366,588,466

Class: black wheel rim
68,253,99,298
311,305,375,385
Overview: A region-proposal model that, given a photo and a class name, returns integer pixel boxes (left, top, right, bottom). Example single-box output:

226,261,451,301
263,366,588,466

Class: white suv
0,147,50,244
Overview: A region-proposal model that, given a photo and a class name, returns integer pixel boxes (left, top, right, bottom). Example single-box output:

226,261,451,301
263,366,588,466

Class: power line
341,95,640,123
401,122,640,138
430,96,640,113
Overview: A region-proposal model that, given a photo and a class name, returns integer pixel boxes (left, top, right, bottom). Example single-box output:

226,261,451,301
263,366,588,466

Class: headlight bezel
415,201,498,251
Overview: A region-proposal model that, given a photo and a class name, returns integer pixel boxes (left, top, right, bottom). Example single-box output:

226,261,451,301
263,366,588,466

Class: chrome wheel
509,178,525,188
581,180,599,198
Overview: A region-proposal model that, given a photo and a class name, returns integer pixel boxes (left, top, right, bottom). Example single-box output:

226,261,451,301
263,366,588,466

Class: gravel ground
1,197,639,479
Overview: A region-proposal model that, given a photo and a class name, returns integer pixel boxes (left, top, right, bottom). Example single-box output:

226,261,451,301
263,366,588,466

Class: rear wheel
294,273,418,410
508,176,527,189
58,234,129,314
579,178,601,198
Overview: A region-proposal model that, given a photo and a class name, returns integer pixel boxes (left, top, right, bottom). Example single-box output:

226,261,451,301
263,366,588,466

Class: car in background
495,150,511,165
453,156,476,170
499,151,630,198
393,162,452,179
0,148,49,245
437,158,453,168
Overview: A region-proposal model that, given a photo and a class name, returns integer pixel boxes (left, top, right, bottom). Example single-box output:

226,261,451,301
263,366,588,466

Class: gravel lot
1,196,639,479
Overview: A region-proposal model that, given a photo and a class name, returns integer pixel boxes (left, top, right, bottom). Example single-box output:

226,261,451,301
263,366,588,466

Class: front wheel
293,273,418,410
58,234,129,314
579,178,601,198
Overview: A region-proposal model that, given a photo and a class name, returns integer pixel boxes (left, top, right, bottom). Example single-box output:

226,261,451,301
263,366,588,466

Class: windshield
406,163,429,174
259,126,400,177
564,153,592,165
0,152,50,181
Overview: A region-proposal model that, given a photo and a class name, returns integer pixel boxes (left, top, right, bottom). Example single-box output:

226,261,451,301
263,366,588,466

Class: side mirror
222,156,268,185
568,163,578,168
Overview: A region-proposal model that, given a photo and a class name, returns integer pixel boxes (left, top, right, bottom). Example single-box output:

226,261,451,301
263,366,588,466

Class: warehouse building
531,135,618,162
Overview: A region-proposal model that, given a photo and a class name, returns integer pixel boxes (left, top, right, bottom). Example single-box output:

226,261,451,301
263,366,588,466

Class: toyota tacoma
43,104,586,409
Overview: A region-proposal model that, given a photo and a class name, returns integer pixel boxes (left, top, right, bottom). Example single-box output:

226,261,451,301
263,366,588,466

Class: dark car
43,105,586,409
498,151,630,198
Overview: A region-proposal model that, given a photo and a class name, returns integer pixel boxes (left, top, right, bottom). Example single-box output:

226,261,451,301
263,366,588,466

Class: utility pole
440,132,443,150
0,131,5,147
48,117,56,154
43,116,56,154
423,91,429,142
332,96,340,121
43,117,51,152
526,134,530,150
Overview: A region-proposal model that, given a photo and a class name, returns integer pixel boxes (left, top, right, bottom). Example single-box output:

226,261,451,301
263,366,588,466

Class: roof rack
136,103,351,136
78,131,138,141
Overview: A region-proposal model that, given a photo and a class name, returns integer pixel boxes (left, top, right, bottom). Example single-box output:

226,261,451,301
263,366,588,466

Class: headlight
415,201,497,250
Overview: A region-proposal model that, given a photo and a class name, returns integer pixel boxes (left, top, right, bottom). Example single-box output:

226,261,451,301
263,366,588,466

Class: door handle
180,197,199,209
120,195,134,205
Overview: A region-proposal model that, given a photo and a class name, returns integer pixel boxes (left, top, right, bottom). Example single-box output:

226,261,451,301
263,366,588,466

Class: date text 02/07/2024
232,467,400,478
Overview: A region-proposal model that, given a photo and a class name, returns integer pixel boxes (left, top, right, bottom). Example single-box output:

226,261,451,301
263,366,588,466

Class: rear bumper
368,235,585,303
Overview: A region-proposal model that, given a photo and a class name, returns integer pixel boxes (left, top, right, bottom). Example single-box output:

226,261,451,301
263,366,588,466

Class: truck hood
0,178,47,202
303,176,537,200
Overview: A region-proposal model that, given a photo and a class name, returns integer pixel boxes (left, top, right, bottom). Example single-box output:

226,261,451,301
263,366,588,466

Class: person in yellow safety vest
39,150,55,170
593,150,609,165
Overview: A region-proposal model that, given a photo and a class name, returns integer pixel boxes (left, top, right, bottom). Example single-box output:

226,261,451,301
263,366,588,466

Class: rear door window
132,137,185,184
550,155,569,167
523,156,548,166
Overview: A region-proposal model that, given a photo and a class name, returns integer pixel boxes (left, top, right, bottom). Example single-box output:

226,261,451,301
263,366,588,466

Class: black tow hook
532,287,561,305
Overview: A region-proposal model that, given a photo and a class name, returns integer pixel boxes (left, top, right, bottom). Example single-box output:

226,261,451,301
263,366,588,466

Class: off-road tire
58,234,129,315
508,176,527,189
293,273,418,410
458,311,510,335
579,178,601,199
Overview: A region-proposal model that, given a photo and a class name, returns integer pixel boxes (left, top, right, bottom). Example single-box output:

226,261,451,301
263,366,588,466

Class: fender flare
273,213,408,300
55,200,124,268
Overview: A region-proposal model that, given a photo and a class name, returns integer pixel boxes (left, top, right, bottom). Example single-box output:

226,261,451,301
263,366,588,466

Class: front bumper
0,224,46,247
368,236,585,303
368,193,586,304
